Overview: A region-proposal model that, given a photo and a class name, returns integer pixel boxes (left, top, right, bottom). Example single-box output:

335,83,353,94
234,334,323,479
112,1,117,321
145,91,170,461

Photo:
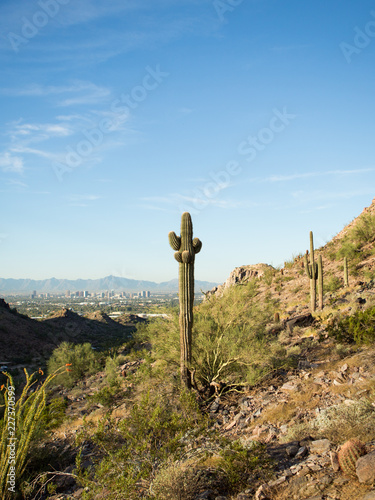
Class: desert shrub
327,306,375,344
324,275,342,293
75,390,207,499
336,239,362,261
135,317,179,369
151,440,271,499
47,342,99,388
284,400,375,444
138,282,295,390
39,396,68,430
352,213,375,244
89,385,119,408
104,354,125,386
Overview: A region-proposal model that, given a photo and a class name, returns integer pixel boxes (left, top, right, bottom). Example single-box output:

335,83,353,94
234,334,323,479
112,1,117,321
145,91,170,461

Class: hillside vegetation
1,198,375,500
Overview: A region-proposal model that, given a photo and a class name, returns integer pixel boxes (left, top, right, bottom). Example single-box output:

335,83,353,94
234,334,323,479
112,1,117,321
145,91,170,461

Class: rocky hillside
3,197,375,500
0,301,136,365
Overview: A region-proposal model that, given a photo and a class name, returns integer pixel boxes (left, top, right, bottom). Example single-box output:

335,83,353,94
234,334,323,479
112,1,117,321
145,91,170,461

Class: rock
309,439,331,455
206,264,275,298
280,382,298,391
356,451,375,484
209,398,221,413
268,476,287,487
286,313,314,333
254,484,271,500
194,491,214,499
295,446,308,459
363,491,375,500
286,444,300,457
330,451,340,472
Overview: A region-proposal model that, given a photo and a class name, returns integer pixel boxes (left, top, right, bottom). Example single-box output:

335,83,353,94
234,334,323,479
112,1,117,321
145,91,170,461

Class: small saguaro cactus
169,212,202,389
344,256,349,287
304,231,318,312
318,254,324,310
337,439,367,477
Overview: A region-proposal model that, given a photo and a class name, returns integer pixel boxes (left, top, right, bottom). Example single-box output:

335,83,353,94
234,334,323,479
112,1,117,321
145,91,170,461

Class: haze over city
1,0,375,284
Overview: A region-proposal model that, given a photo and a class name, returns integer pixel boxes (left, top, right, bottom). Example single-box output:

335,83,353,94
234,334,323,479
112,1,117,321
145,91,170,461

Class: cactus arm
169,231,181,251
193,238,202,254
304,251,312,279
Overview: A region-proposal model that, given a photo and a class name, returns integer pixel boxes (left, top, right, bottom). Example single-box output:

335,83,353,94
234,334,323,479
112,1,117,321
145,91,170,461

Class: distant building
65,290,70,297
31,290,37,298
84,291,89,298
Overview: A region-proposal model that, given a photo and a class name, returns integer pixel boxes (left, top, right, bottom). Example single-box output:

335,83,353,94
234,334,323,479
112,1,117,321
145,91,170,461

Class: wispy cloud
0,81,111,107
292,189,372,203
0,152,24,174
270,44,312,52
67,194,102,207
141,193,258,212
8,121,73,141
68,194,102,202
6,179,28,188
250,168,375,184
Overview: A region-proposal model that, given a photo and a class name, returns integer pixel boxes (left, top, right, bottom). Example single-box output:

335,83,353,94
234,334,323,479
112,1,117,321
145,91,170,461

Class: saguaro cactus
169,212,202,389
344,257,349,287
304,231,318,312
318,254,324,310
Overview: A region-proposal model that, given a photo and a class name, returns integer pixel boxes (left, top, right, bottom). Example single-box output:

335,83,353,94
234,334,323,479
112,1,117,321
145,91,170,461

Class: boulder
356,451,375,484
286,313,314,333
309,439,331,455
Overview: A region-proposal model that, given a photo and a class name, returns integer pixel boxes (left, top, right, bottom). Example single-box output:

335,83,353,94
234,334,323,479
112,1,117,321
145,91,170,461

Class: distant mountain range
0,275,219,294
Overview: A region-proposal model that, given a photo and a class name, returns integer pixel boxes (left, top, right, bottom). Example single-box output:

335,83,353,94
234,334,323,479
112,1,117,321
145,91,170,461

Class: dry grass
256,383,321,428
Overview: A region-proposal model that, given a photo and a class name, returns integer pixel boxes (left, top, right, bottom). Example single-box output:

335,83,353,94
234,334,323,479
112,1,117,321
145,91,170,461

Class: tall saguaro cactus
169,212,202,389
304,231,318,312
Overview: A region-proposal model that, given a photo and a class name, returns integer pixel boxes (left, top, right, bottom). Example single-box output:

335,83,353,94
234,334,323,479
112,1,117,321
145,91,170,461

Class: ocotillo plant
344,256,349,287
318,254,324,310
304,231,318,312
169,212,202,389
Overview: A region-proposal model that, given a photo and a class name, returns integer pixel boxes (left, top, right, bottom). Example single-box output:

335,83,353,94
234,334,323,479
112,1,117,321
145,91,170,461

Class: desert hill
2,197,375,500
0,301,136,364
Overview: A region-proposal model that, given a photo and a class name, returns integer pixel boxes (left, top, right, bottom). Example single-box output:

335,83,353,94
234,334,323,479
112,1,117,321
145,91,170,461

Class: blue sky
1,0,375,284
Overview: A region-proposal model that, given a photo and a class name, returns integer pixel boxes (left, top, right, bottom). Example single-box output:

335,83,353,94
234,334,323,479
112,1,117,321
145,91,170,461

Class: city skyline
1,1,375,283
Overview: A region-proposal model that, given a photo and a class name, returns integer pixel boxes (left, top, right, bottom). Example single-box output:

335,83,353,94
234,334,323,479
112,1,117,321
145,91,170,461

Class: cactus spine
318,254,323,310
169,212,202,389
337,439,366,477
344,257,349,287
304,231,318,312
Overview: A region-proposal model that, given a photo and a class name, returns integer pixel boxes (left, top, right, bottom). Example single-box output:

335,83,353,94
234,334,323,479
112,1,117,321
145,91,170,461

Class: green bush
324,276,342,293
352,213,375,244
47,342,99,388
75,390,206,499
327,306,375,344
